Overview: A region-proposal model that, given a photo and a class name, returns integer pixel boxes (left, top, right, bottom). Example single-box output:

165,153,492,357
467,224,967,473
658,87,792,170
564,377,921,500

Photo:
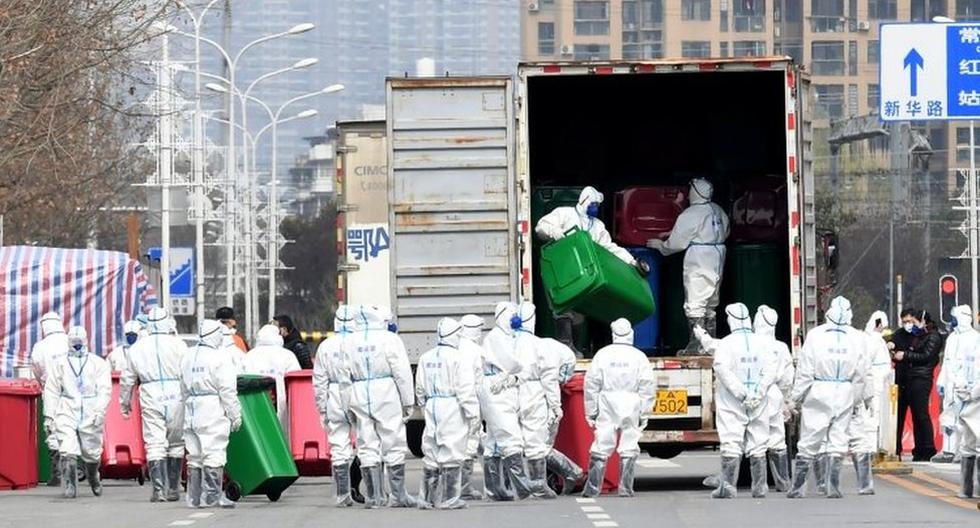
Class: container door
386,77,517,361
797,73,819,334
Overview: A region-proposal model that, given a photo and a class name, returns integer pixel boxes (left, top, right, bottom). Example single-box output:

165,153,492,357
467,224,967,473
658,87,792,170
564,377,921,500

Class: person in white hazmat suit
952,308,980,498
754,306,795,493
481,302,534,500
787,296,871,499
535,186,646,271
44,326,112,498
220,326,244,374
120,306,188,502
845,310,894,495
345,305,416,508
936,306,978,464
242,324,301,432
514,303,562,499
415,318,480,510
107,320,142,373
543,333,585,494
458,314,487,500
648,178,730,356
582,318,655,498
31,311,69,486
698,304,777,499
314,305,360,507
180,320,242,509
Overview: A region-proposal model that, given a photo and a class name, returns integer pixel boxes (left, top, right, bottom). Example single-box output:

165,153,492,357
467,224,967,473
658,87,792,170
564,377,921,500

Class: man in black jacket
892,308,942,461
272,314,314,370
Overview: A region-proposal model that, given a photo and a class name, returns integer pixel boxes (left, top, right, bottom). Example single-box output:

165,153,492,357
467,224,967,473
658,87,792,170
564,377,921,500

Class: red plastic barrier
554,373,620,493
284,370,331,476
0,379,42,490
729,178,787,243
101,372,146,481
900,368,943,455
613,186,688,246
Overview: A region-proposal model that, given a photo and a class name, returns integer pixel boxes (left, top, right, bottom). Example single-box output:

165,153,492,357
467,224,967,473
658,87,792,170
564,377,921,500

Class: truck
351,57,818,458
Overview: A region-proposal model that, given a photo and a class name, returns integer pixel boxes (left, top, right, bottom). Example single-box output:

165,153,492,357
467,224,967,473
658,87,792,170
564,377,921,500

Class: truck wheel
406,420,424,458
646,447,683,460
267,490,282,502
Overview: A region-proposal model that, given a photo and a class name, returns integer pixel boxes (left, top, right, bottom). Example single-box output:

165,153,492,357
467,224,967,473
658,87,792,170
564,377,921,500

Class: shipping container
384,57,817,457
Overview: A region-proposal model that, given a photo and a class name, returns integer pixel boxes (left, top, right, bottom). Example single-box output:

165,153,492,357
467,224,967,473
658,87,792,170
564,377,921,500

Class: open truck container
385,57,816,457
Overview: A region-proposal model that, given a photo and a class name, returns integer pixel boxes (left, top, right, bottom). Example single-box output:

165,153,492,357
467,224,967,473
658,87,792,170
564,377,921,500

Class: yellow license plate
653,389,688,415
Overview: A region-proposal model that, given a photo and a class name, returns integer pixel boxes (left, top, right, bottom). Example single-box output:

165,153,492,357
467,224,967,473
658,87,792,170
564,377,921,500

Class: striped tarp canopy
0,246,156,377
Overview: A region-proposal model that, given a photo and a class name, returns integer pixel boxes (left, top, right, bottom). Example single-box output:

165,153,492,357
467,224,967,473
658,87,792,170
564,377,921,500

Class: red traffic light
941,277,957,295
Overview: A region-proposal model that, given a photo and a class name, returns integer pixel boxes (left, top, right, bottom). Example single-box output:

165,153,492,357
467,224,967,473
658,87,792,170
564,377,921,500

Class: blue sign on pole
880,22,980,121
147,246,194,298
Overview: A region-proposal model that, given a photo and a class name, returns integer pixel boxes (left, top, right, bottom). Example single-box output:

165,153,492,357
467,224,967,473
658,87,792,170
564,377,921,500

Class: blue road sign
147,246,194,298
881,22,980,121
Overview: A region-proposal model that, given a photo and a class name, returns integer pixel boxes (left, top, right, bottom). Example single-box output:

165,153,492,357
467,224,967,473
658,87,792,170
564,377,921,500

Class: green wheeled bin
225,375,298,502
37,397,51,484
717,243,790,342
531,186,590,350
539,228,654,324
660,253,689,354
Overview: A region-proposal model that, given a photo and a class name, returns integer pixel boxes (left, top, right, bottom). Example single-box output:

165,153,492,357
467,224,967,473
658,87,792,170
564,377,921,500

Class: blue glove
938,386,945,399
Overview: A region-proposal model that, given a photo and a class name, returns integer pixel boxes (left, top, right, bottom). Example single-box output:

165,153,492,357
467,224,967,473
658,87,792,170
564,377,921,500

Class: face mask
387,322,398,334
510,314,523,330
126,333,138,346
72,343,84,352
950,318,959,330
586,202,600,218
902,322,914,333
910,324,924,336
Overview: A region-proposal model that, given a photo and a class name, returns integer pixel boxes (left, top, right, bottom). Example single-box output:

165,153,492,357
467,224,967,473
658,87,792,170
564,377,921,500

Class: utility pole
159,31,173,311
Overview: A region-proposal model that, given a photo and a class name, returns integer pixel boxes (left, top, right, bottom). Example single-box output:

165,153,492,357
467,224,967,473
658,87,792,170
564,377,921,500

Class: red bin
554,373,620,493
613,186,688,246
101,372,147,482
284,370,331,476
0,379,42,490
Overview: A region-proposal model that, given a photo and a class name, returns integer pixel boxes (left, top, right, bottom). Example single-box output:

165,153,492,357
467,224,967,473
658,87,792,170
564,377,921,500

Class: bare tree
0,1,173,247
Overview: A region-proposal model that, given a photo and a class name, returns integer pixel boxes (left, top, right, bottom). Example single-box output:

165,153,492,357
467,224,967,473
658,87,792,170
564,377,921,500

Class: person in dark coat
891,308,942,461
272,314,314,370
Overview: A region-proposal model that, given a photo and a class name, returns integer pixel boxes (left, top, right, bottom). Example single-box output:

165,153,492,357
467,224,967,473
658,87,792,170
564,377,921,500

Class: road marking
580,505,604,512
879,474,976,511
910,471,962,494
576,497,596,503
169,522,195,527
188,513,213,519
593,522,619,528
638,459,681,469
586,513,611,520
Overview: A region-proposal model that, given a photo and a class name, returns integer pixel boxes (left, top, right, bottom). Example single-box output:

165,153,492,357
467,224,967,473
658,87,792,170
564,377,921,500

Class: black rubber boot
85,461,103,497
165,457,182,502
959,456,976,499
61,455,78,499
47,449,61,487
786,456,811,499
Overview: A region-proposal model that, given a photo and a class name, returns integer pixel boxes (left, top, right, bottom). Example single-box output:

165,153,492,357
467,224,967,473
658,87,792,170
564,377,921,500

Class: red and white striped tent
0,246,156,377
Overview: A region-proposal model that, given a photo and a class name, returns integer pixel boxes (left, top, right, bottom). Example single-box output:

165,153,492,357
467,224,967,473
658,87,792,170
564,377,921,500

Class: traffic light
939,274,958,324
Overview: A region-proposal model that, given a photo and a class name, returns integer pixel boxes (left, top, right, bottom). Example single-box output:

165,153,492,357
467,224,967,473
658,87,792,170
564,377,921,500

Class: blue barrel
627,247,661,356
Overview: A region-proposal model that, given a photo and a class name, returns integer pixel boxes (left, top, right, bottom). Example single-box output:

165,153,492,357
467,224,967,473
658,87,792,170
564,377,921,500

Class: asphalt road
2,453,977,528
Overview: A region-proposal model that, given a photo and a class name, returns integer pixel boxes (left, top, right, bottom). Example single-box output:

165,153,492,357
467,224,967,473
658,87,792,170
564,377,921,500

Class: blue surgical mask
910,325,924,336
510,314,523,330
72,343,84,352
586,202,600,218
387,322,398,334
950,318,959,330
126,333,138,346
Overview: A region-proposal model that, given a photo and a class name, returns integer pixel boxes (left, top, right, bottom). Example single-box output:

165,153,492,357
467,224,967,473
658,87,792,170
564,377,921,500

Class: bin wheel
267,491,282,502
137,473,145,486
225,481,242,502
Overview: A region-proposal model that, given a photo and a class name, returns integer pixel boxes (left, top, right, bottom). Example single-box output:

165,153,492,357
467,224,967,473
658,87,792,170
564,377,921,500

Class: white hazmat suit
788,296,870,499
514,303,561,499
345,306,416,508
313,305,358,506
945,305,980,498
847,310,893,495
458,314,486,500
31,311,69,485
45,326,111,498
754,306,795,493
583,318,655,498
543,335,584,495
709,303,777,499
120,306,188,502
649,178,730,355
180,320,241,509
535,186,638,266
416,318,480,510
481,302,534,500
938,306,977,459
242,324,301,432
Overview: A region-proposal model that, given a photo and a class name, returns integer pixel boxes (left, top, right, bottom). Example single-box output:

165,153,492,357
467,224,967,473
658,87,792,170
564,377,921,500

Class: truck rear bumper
640,429,719,444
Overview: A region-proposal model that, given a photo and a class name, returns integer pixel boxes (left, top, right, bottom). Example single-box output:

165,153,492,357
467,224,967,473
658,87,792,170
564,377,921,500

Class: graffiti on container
348,226,391,262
